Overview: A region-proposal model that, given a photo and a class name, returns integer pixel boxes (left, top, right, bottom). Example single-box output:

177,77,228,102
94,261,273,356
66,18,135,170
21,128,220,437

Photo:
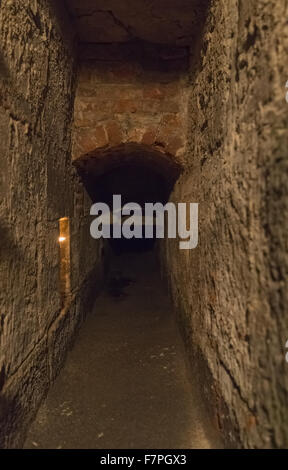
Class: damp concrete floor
24,250,222,449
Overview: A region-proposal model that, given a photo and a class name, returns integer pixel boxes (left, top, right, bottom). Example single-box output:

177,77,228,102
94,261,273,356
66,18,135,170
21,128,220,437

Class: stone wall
161,0,288,448
0,0,103,448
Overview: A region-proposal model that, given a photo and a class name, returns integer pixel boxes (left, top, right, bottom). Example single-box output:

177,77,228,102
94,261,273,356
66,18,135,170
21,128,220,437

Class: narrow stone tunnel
24,144,222,449
24,251,223,449
0,0,288,450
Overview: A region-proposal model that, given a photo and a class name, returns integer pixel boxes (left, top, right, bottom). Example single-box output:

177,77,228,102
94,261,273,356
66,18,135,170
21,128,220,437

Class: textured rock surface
161,0,288,449
65,0,210,46
0,0,103,448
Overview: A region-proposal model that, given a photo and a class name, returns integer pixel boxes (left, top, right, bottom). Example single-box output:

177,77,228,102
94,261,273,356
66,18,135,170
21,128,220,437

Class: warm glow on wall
58,217,71,305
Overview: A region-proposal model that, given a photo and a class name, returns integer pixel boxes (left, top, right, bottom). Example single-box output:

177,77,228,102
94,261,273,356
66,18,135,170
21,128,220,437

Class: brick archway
71,44,189,167
72,117,186,164
73,142,183,204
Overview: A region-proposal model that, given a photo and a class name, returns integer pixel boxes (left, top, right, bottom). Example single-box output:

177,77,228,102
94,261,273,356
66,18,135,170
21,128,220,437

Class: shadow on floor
24,250,222,449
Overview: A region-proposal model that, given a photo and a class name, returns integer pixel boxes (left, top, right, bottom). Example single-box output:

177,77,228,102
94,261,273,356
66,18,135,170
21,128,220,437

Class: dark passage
24,249,222,449
24,153,221,449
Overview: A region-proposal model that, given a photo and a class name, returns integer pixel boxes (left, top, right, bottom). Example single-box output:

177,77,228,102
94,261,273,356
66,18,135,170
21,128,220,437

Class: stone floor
24,250,222,449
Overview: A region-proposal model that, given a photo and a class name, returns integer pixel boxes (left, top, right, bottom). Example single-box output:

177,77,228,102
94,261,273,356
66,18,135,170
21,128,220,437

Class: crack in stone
107,9,134,38
219,358,255,415
75,9,134,39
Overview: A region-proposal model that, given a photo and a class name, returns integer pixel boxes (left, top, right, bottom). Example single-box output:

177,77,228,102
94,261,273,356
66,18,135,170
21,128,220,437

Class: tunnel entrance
90,162,167,254
74,143,182,255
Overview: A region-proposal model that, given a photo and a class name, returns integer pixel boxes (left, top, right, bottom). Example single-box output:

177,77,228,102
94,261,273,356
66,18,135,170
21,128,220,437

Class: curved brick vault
72,115,186,164
72,43,189,178
73,142,183,204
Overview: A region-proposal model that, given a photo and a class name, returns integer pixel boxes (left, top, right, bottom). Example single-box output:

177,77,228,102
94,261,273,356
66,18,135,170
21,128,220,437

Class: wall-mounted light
58,217,71,305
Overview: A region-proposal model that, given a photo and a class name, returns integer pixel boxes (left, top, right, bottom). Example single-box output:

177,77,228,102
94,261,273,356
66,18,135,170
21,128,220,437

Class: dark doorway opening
74,144,182,255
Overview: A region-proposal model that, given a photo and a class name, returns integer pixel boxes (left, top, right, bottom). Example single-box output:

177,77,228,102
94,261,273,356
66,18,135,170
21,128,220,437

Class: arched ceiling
65,0,210,46
74,142,182,204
